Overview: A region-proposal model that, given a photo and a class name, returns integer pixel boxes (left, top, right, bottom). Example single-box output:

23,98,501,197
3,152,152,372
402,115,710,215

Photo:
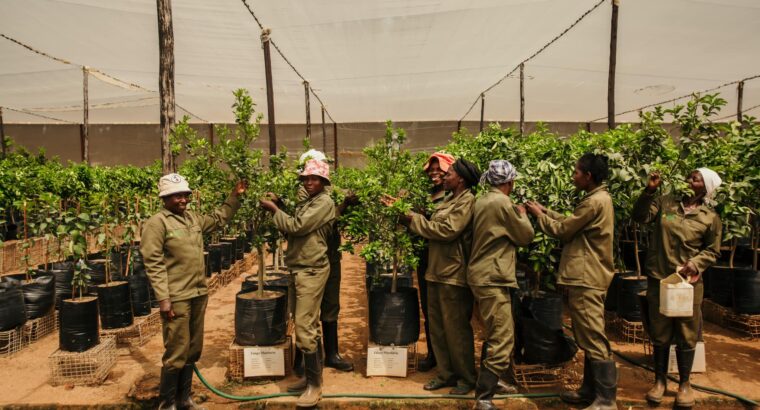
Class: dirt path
0,251,758,408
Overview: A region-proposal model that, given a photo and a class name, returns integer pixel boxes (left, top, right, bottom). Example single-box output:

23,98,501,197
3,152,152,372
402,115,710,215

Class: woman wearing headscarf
469,160,534,409
382,158,480,395
632,168,722,407
260,159,335,408
525,153,616,410
416,151,455,371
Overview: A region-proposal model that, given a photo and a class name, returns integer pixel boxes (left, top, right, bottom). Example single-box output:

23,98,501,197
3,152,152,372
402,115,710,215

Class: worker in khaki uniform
469,160,534,410
526,153,616,410
260,159,335,408
633,168,722,408
141,174,246,410
383,159,480,395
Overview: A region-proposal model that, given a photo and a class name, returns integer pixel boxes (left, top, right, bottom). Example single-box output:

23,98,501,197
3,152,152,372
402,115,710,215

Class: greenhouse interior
1,0,759,409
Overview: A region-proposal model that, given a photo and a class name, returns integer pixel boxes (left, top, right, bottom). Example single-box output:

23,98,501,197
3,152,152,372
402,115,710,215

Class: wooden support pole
737,81,744,123
333,122,338,169
321,106,327,153
0,107,6,159
157,0,176,174
607,0,619,130
261,29,277,155
586,122,592,132
479,93,485,133
304,81,311,142
519,63,525,136
82,67,90,165
456,120,462,133
208,123,214,165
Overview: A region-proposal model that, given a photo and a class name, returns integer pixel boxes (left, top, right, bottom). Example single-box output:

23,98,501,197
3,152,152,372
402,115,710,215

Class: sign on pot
243,346,285,377
366,345,407,377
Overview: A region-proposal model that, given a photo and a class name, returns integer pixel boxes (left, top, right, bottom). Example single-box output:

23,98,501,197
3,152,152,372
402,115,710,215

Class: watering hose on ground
192,365,558,402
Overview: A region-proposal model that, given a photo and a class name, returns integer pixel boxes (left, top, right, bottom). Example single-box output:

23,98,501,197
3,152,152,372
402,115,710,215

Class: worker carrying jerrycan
659,267,694,317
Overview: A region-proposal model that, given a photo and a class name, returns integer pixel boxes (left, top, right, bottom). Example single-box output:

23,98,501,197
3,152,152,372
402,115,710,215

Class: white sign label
243,346,285,377
366,346,408,377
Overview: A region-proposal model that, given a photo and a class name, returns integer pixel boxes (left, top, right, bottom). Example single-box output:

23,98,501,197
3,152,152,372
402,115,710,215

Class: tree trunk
157,0,176,174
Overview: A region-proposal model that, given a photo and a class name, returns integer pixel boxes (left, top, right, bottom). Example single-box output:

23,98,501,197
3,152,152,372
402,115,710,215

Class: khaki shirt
409,189,475,287
632,192,722,280
468,188,534,287
274,190,335,271
141,195,240,302
536,185,614,291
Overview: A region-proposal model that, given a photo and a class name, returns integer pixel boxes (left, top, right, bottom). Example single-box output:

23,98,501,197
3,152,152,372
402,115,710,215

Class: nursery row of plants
1,91,759,356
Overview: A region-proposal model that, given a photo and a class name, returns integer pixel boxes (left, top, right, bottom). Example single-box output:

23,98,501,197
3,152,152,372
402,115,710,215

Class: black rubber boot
473,366,500,410
158,367,179,410
293,348,304,377
176,364,206,410
322,321,354,372
297,351,322,407
646,345,669,404
583,360,617,410
418,319,436,372
560,356,594,404
287,349,308,393
480,342,517,395
675,348,696,407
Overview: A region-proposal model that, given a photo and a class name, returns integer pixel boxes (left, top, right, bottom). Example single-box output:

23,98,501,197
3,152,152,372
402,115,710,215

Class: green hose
192,365,558,402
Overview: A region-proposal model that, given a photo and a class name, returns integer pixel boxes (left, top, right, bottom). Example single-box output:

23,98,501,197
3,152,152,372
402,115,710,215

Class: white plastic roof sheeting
1,0,759,124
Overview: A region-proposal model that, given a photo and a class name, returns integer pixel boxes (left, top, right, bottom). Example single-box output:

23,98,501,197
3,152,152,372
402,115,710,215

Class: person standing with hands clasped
382,158,480,395
469,160,534,410
141,174,246,410
632,168,722,407
260,159,335,408
525,153,616,410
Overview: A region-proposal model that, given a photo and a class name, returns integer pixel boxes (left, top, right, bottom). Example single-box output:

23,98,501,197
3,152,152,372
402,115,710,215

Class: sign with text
243,346,285,377
366,345,408,377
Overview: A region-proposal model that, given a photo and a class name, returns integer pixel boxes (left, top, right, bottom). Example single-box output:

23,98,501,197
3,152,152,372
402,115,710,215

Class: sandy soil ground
1,251,758,409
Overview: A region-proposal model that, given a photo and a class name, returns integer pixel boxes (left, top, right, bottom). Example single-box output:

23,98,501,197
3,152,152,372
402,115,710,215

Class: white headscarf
697,167,722,200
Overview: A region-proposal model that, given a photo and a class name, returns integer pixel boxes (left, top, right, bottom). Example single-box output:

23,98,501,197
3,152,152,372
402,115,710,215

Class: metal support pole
82,67,90,165
157,0,176,173
333,122,338,169
208,123,215,164
262,29,277,155
607,0,620,130
479,93,485,133
519,63,525,136
321,106,327,153
737,81,744,124
304,81,311,141
0,107,6,158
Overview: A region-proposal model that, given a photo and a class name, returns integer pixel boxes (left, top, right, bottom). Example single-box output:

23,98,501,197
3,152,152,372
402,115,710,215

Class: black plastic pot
47,262,75,310
517,317,578,365
620,240,647,273
732,268,760,314
207,244,223,274
218,242,232,270
709,265,733,308
15,274,56,319
96,282,134,329
605,271,634,312
241,273,290,294
0,282,27,331
203,251,211,277
59,296,100,352
87,259,123,292
235,290,288,346
521,291,563,331
148,282,159,308
617,276,648,321
244,230,254,253
368,287,420,346
128,274,152,317
235,236,246,260
220,237,239,262
637,290,650,335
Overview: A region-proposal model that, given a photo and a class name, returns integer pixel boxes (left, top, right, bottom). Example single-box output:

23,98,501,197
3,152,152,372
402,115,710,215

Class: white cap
158,173,192,198
299,149,327,164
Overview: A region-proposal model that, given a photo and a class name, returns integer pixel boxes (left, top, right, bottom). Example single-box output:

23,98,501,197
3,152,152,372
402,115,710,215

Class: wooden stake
157,0,176,174
304,81,311,142
333,122,338,169
456,120,462,133
607,0,620,130
321,106,327,154
519,63,525,136
262,29,277,155
0,107,6,159
479,93,485,133
208,123,215,165
82,67,90,165
737,81,744,124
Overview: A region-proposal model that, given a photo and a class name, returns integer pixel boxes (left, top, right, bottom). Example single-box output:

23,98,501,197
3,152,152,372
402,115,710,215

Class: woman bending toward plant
632,168,721,407
382,158,480,395
525,153,616,410
260,159,335,408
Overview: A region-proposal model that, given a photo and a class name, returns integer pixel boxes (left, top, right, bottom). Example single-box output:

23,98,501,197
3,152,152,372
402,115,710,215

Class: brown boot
675,348,696,407
645,345,669,403
296,351,322,407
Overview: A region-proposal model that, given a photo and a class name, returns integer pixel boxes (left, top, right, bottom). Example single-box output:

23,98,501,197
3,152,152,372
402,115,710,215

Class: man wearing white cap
141,174,246,410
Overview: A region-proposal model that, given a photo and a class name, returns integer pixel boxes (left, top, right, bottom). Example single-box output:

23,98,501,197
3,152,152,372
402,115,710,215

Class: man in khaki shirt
526,153,616,410
469,160,534,410
141,174,245,410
